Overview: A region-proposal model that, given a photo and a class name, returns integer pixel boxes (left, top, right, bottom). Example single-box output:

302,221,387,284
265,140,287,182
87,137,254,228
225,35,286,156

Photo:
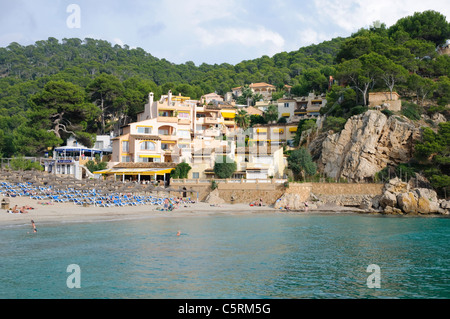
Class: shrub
213,156,237,179
170,161,191,179
401,101,423,121
322,116,347,133
9,157,43,171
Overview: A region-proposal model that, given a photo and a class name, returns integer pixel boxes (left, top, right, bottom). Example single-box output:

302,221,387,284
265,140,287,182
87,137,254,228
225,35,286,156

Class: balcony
157,116,178,123
178,119,191,125
195,118,205,125
159,134,178,141
223,120,235,126
204,117,219,125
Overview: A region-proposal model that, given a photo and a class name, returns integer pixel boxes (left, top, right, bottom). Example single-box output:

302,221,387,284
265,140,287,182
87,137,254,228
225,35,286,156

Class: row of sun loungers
1,181,189,208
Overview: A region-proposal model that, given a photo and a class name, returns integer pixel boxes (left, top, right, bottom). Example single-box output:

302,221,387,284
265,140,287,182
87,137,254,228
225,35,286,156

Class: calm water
0,213,449,299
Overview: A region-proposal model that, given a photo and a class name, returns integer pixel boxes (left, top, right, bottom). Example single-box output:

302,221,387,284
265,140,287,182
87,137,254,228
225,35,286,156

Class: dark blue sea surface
1,213,449,298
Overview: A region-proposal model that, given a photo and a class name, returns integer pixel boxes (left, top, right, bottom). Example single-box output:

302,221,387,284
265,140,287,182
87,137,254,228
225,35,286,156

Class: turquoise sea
1,213,449,299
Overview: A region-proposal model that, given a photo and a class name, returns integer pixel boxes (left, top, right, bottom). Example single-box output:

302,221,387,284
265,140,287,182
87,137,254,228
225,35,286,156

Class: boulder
395,187,441,214
397,192,419,214
385,178,409,194
379,191,397,208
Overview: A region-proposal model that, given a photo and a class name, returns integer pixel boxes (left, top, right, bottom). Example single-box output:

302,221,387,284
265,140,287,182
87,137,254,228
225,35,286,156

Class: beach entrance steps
1,198,10,210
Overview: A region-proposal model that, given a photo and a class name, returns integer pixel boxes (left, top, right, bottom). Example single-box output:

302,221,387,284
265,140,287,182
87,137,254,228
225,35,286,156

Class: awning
256,128,267,133
93,167,174,176
289,127,298,132
281,113,291,117
139,155,161,158
161,141,176,144
273,128,284,133
221,111,236,118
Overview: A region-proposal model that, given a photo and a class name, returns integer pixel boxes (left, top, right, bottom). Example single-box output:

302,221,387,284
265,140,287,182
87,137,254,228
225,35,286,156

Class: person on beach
11,205,19,214
20,206,28,214
304,202,309,212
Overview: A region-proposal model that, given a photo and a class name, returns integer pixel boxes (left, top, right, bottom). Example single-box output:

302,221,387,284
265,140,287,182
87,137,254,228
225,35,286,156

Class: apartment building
277,92,326,123
103,89,288,181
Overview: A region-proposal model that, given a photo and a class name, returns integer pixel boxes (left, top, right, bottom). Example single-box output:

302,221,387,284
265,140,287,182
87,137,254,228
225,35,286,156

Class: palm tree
235,109,250,130
264,104,279,123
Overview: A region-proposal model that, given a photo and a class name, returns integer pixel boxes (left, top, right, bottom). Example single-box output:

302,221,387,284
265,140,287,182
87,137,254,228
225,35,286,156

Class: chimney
147,92,154,119
168,90,172,106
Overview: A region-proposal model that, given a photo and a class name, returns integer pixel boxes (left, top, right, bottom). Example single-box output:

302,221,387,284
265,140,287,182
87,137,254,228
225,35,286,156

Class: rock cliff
318,111,420,182
377,178,448,215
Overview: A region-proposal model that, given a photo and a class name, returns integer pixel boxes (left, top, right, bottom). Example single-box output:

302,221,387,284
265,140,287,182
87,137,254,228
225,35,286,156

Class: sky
1,0,449,65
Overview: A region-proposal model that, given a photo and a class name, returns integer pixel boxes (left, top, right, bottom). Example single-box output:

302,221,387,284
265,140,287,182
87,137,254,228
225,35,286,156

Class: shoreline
1,196,446,228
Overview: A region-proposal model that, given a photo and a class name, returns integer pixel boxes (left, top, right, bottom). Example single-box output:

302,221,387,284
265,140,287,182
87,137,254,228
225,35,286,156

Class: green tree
414,122,450,196
235,109,251,130
287,147,317,181
28,80,98,149
293,119,317,147
263,104,278,123
388,10,450,46
213,156,237,179
407,73,437,106
86,73,124,134
170,161,192,179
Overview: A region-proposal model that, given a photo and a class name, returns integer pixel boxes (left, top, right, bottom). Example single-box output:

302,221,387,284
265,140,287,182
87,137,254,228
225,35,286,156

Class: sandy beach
0,195,282,227
0,194,369,228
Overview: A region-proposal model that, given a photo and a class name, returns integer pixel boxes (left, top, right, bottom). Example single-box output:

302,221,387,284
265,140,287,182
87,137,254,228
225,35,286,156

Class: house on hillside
231,82,277,101
277,92,326,123
368,91,401,112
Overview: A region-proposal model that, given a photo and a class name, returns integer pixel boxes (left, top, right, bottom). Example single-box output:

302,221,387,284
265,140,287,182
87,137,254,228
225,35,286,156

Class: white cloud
197,26,285,49
113,38,124,47
313,0,450,33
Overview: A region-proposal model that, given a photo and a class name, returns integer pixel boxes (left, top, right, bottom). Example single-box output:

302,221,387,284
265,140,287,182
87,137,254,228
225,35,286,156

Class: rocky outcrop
204,189,225,204
274,193,318,210
378,178,448,215
319,111,420,182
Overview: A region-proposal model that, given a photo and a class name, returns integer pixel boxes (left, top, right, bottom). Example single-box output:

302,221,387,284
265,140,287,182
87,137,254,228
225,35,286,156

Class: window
122,141,129,153
161,143,170,150
284,102,290,108
94,141,104,149
178,112,190,119
192,172,199,179
137,126,152,134
121,156,131,162
158,128,170,135
140,141,155,151
139,157,161,163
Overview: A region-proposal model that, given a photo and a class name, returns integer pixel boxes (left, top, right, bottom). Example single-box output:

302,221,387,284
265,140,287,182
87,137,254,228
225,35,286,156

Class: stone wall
172,180,384,207
311,183,384,196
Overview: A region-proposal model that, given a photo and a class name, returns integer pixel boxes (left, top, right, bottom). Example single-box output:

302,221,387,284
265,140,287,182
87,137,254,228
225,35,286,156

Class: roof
249,82,276,88
245,106,263,116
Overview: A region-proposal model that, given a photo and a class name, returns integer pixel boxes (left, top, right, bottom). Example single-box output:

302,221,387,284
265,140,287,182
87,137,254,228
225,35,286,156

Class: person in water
27,220,37,234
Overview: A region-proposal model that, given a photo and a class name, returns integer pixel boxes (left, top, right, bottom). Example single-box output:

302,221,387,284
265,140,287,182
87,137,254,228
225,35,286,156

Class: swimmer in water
176,230,181,236
30,220,37,233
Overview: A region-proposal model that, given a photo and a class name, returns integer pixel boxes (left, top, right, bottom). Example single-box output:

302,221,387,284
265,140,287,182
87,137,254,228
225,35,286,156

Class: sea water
0,213,449,299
